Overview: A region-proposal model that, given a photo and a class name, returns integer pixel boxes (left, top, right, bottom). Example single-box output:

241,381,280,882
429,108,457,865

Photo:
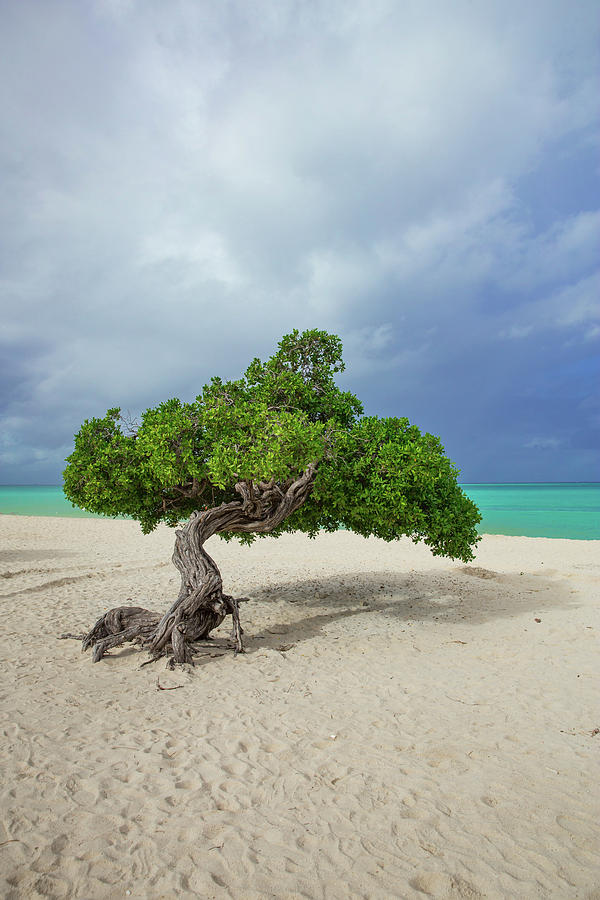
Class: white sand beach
1,514,599,899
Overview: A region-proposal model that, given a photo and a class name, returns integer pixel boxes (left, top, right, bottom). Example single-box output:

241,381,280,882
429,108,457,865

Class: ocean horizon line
1,482,599,540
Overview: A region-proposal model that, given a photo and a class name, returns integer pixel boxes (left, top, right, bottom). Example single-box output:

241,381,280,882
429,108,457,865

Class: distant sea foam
0,483,599,540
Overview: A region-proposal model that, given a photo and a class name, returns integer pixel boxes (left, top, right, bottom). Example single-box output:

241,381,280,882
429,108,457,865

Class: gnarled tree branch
77,464,317,665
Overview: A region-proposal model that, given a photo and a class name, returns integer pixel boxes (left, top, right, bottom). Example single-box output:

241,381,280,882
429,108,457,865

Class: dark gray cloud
1,0,598,483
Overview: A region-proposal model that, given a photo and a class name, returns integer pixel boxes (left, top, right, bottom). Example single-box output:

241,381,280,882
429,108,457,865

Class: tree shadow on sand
84,565,577,667
229,565,577,657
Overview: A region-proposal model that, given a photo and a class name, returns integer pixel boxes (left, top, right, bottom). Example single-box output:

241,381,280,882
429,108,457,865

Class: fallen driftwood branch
156,678,185,691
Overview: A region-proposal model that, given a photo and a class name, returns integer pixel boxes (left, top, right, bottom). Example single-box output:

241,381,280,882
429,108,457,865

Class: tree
64,329,481,665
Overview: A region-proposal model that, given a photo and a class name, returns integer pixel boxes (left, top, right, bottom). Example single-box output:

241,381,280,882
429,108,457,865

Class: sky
1,0,598,485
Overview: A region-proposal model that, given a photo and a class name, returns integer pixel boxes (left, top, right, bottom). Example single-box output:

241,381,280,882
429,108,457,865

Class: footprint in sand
410,871,484,897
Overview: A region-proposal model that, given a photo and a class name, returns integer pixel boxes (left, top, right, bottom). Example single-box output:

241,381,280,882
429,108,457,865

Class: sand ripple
1,517,599,898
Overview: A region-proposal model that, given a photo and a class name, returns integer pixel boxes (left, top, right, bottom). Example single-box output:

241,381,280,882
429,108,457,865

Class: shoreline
1,510,599,543
1,515,599,898
3,483,600,542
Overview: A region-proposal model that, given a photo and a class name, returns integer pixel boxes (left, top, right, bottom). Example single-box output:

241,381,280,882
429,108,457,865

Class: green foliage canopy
64,329,481,561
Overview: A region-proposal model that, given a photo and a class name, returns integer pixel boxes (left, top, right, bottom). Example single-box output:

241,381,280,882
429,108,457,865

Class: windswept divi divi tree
64,329,481,665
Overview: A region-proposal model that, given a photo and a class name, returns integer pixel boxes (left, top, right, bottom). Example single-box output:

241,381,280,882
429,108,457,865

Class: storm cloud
1,0,598,483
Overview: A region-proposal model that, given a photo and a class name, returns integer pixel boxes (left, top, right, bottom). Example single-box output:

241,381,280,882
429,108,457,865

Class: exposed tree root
82,606,162,662
78,598,247,664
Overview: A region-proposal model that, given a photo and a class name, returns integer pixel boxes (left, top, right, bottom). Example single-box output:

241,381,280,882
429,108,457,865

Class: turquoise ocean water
0,483,598,539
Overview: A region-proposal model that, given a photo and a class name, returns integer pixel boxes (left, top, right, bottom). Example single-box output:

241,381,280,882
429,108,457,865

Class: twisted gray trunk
77,465,316,665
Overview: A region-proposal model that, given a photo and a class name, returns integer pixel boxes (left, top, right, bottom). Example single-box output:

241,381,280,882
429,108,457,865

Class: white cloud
0,0,598,482
504,210,600,292
554,272,600,327
137,225,244,289
374,180,515,286
500,271,600,340
524,437,562,450
501,325,535,340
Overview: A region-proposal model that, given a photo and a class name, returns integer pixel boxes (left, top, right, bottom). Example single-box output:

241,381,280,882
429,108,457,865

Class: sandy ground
0,514,599,900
